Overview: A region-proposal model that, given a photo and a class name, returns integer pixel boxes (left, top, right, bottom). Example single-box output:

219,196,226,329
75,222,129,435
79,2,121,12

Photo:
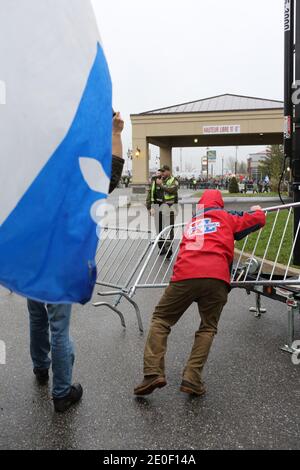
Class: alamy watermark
291,341,300,365
0,80,6,105
93,200,206,250
292,81,300,106
0,340,6,365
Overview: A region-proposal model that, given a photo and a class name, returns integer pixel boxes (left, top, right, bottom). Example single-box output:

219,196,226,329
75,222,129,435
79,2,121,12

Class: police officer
158,165,179,208
148,165,179,256
147,168,163,209
147,169,164,246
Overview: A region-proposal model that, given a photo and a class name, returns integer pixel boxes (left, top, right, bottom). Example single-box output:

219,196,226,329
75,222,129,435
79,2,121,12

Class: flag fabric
0,0,112,304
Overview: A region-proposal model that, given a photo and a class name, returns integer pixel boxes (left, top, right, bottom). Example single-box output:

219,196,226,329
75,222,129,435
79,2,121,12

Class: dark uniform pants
154,204,175,249
143,279,229,388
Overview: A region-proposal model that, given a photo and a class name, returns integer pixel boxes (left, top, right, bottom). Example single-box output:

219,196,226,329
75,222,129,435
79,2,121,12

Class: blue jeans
27,300,75,398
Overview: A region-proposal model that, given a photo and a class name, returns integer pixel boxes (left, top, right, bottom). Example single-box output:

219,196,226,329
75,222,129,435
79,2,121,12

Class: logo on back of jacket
186,218,221,239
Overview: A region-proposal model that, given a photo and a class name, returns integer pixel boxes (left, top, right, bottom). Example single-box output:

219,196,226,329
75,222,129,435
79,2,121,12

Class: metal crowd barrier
94,227,153,333
94,204,300,353
231,202,300,288
230,202,300,354
130,224,185,292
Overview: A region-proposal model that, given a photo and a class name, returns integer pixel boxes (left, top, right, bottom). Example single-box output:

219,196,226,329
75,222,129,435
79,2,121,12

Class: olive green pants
144,279,229,388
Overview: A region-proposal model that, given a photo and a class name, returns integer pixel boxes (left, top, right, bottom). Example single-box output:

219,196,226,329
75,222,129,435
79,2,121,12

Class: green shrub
229,177,240,194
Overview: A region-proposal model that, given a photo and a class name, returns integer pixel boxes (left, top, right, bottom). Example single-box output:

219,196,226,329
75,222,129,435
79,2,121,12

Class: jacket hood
198,190,224,209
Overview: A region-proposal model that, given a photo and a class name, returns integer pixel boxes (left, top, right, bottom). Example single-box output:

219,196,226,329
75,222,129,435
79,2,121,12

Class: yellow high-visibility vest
164,177,177,202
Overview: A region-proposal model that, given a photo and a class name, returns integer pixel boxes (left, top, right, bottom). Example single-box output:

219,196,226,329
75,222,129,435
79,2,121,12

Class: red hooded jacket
171,190,266,286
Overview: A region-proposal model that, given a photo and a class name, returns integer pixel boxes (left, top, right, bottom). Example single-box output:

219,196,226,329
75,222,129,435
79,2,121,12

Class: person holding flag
0,0,123,411
28,112,124,413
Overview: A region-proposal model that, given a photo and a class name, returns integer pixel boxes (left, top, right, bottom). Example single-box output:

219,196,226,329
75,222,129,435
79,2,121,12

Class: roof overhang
131,107,284,148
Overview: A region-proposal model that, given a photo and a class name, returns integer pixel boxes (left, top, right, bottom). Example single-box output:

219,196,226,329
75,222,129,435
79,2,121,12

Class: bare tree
238,161,247,174
226,157,236,173
226,157,247,174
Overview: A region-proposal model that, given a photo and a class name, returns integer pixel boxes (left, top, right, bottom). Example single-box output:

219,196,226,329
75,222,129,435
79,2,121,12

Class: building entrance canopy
130,93,283,184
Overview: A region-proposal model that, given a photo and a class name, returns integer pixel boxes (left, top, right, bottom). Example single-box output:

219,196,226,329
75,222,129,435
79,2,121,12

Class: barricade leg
94,290,144,334
281,305,299,354
93,299,126,329
122,292,144,334
249,293,267,317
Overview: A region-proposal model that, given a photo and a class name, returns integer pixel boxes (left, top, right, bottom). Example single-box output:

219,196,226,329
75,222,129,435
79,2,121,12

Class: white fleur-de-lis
79,157,110,194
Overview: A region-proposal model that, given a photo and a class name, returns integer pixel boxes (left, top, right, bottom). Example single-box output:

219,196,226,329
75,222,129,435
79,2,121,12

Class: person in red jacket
134,190,266,397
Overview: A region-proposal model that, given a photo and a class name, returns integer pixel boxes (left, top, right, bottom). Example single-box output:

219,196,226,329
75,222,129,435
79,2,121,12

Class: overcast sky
92,0,284,173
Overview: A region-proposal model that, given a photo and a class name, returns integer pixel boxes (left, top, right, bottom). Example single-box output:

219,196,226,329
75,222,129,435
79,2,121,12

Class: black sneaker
33,368,49,386
53,383,83,413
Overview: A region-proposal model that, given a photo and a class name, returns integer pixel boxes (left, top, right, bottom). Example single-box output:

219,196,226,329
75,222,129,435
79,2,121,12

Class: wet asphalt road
0,193,299,450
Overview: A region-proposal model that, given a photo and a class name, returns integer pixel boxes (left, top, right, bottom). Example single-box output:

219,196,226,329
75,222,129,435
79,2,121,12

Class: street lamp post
127,149,133,174
235,146,239,175
206,147,209,182
180,148,183,172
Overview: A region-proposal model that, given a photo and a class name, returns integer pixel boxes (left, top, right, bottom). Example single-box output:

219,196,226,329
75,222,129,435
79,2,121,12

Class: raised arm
229,206,266,241
109,112,125,194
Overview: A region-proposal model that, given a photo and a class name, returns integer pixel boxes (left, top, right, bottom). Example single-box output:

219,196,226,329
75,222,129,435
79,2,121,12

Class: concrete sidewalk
109,188,290,208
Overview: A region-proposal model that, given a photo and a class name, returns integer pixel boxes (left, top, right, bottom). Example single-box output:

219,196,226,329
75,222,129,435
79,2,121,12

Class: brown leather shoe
134,375,167,396
180,380,206,397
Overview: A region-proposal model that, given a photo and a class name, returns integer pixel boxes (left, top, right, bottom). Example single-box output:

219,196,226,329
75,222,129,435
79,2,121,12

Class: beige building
130,93,283,185
247,151,269,180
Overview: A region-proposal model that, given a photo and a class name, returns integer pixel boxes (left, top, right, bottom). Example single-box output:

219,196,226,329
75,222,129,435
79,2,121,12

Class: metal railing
130,224,184,294
231,202,300,287
94,204,300,348
94,227,154,333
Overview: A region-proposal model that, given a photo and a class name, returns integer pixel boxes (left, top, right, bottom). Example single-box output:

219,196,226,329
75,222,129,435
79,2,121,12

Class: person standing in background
155,165,179,257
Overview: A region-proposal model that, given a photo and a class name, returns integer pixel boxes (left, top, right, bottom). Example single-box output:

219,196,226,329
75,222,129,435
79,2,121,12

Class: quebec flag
0,0,112,304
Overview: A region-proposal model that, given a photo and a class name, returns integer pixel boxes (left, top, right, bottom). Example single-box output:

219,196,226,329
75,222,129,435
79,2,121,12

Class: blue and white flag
0,0,112,304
